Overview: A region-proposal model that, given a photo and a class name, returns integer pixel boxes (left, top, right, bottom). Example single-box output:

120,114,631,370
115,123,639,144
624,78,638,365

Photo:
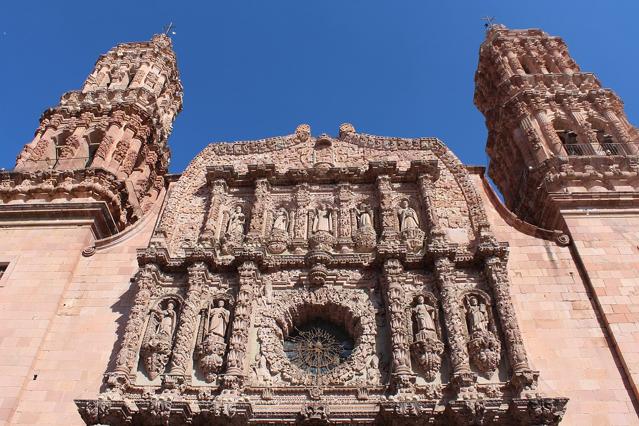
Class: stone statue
225,205,246,238
413,296,436,339
141,300,178,379
355,203,374,229
364,352,380,384
272,207,289,232
398,200,419,232
312,204,333,234
198,300,231,382
153,301,177,339
207,300,230,341
253,352,271,383
466,295,489,334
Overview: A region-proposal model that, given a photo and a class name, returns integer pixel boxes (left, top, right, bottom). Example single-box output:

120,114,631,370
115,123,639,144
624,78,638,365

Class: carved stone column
483,255,537,392
167,263,207,378
381,259,415,392
376,175,398,243
433,257,476,393
292,183,310,249
246,179,270,244
113,264,158,378
336,183,353,248
224,261,260,388
416,172,439,230
200,179,227,246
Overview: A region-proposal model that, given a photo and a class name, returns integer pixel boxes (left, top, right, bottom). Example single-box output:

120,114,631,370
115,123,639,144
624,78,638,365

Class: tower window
556,130,584,156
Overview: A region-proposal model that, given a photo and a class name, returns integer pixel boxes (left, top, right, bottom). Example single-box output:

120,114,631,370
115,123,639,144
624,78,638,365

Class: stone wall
0,198,162,425
471,170,639,425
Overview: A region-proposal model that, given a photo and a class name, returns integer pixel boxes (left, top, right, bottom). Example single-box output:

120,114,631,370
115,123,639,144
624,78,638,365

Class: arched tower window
587,118,620,155
86,129,105,166
553,120,583,156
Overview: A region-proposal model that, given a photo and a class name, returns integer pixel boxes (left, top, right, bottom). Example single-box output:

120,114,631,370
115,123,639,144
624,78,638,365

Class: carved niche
266,206,292,254
308,202,337,250
196,295,234,383
409,293,445,382
139,297,181,380
396,198,425,252
463,291,502,376
220,204,248,254
352,202,377,251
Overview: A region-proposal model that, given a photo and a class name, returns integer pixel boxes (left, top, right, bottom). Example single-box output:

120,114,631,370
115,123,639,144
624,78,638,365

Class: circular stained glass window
284,320,354,375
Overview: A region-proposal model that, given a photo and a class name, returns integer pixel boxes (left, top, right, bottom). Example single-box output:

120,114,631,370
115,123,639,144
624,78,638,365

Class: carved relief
410,294,445,382
464,293,502,376
397,199,425,252
266,207,291,254
140,298,180,380
352,202,376,251
221,205,246,253
197,299,231,382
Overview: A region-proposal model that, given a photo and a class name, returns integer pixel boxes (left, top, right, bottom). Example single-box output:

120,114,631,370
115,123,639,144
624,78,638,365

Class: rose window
284,321,354,375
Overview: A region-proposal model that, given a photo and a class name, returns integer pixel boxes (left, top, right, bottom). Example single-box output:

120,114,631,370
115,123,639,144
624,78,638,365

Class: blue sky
1,1,638,173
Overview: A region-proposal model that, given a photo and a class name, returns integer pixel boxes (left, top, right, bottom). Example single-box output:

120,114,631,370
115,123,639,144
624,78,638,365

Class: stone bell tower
475,25,639,406
474,25,639,228
7,33,183,235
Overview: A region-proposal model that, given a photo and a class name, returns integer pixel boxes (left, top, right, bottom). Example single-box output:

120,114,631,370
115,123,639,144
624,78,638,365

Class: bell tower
7,34,183,235
474,25,639,228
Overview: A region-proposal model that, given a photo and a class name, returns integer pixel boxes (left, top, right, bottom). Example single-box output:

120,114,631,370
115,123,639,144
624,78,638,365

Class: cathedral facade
1,26,638,425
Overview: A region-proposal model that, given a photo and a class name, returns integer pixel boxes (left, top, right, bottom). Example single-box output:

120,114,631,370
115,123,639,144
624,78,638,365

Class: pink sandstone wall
471,171,639,426
0,200,162,426
562,211,639,408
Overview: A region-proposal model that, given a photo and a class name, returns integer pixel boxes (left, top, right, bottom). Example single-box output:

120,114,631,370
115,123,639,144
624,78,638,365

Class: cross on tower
163,22,176,36
481,16,496,29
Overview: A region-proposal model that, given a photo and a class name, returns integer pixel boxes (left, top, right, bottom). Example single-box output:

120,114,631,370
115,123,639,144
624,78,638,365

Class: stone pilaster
200,179,227,245
246,179,270,243
336,183,353,248
483,255,537,392
292,183,310,249
113,264,157,377
376,175,398,243
167,262,207,377
223,261,260,388
381,259,415,392
433,257,476,394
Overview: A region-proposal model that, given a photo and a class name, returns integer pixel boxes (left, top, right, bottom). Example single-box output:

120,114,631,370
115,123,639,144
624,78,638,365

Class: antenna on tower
481,16,496,30
163,22,177,36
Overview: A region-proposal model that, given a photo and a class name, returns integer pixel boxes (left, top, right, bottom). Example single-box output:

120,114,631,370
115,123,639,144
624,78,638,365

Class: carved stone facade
73,114,567,423
5,26,639,426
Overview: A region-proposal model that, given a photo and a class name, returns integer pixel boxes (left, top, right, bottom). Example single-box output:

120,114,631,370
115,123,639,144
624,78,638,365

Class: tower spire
7,34,183,235
474,27,639,227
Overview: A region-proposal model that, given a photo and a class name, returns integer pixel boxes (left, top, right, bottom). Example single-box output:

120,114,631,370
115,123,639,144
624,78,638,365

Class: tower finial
163,22,176,36
481,16,496,31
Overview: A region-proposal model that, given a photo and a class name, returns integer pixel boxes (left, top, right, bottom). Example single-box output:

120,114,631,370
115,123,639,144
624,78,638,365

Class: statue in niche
225,206,246,238
364,351,381,384
252,352,272,384
412,296,436,340
466,295,489,334
312,204,333,234
398,200,419,232
397,199,424,252
308,203,335,249
221,205,246,254
464,294,502,377
197,300,231,382
272,207,289,232
410,295,444,382
352,203,377,251
140,300,179,380
267,207,290,254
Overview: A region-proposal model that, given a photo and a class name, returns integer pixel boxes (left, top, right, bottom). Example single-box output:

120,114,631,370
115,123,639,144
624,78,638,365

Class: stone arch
257,286,376,386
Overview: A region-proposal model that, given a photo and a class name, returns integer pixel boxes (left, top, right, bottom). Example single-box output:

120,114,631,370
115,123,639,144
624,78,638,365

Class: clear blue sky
1,1,638,173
